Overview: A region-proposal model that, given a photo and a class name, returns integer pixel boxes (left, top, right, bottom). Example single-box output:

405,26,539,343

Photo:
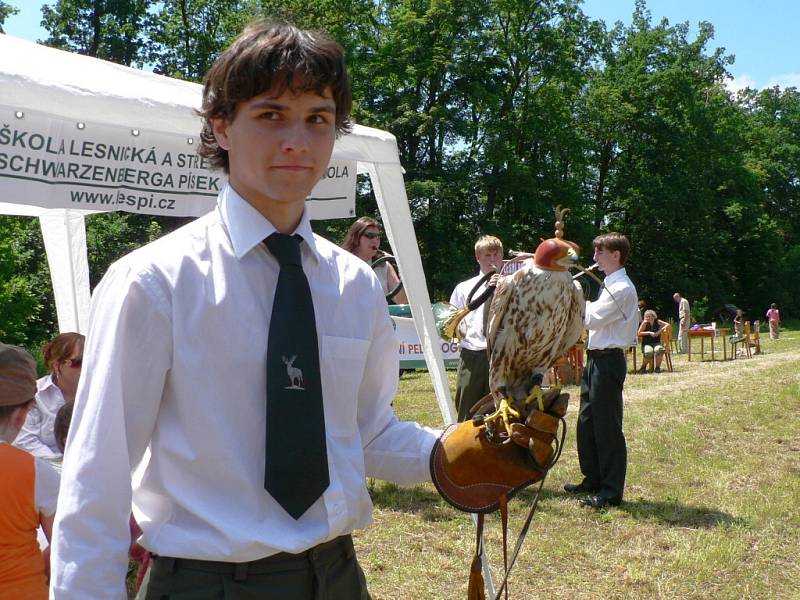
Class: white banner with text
0,107,355,219
392,315,460,369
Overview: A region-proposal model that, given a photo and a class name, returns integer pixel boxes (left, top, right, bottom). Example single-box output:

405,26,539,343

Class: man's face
673,294,681,304
212,86,336,214
476,248,503,274
593,245,621,275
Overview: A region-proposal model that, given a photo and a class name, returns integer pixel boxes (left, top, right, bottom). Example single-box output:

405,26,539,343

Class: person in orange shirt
0,343,60,600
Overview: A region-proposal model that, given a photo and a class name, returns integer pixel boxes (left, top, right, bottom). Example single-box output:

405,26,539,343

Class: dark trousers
136,535,371,600
577,349,627,501
454,347,490,422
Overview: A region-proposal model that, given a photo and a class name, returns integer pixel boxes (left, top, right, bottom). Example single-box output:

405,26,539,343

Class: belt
460,347,487,355
587,347,624,356
151,535,354,581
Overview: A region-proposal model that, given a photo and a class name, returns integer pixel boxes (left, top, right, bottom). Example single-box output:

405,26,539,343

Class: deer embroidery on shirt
282,355,305,390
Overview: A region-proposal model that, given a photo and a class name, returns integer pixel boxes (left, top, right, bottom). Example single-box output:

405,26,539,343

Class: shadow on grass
617,497,745,528
533,488,746,528
367,480,457,522
368,480,745,529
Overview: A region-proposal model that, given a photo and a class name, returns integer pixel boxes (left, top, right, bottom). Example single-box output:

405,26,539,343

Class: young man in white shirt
563,233,639,509
449,235,503,422
51,21,438,599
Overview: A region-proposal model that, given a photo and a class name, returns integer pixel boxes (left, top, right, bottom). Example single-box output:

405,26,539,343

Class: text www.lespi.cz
70,189,176,211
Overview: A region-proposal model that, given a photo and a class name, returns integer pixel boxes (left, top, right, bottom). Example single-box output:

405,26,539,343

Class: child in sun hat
0,343,60,600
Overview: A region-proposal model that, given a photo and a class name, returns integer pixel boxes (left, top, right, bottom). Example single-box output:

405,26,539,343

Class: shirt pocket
320,335,370,437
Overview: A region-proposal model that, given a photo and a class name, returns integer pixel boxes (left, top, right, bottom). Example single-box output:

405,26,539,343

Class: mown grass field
356,323,800,600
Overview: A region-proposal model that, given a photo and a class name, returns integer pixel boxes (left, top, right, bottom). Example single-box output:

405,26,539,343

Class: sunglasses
362,231,381,239
64,357,83,368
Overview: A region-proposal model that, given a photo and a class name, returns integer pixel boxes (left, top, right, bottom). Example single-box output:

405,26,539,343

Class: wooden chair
748,321,762,355
568,342,585,382
731,321,752,359
659,326,674,372
667,318,680,355
627,346,639,373
550,343,585,386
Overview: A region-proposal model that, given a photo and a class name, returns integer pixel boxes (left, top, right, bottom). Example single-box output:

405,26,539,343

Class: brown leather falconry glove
508,392,568,471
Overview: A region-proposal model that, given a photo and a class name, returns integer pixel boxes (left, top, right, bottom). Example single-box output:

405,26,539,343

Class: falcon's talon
524,384,550,412
482,397,520,435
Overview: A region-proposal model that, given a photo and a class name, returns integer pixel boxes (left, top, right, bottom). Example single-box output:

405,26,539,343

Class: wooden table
687,328,730,361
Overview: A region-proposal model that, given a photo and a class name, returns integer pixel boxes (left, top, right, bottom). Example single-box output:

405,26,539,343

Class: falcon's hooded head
533,237,580,272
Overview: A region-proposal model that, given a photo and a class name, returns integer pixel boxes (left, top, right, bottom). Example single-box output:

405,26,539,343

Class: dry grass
356,329,800,600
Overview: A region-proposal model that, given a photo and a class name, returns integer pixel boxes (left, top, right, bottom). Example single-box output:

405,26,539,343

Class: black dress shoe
563,482,598,494
579,495,621,509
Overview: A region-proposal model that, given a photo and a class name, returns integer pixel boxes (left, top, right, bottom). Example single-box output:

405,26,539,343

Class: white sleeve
50,262,173,600
449,281,466,308
360,282,439,485
585,280,638,331
34,458,60,516
13,403,59,460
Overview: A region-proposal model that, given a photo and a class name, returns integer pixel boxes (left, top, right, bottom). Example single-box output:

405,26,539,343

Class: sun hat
0,343,38,407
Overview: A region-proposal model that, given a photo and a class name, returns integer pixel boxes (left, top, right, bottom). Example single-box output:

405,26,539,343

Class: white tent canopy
0,34,455,423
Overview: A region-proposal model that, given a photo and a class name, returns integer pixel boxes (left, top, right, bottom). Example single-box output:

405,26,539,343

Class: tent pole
39,209,90,334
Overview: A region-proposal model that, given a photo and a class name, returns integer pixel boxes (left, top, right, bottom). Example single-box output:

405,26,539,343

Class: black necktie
264,233,329,519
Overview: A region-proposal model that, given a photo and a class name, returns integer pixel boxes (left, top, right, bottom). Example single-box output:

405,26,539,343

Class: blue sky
3,0,798,91
581,0,800,91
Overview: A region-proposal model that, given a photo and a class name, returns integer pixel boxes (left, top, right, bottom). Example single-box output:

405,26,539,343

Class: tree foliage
144,0,252,80
0,217,55,346
3,0,799,348
40,0,150,65
0,1,19,33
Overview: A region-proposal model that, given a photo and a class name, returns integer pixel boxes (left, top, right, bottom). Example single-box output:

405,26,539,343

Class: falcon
482,209,586,432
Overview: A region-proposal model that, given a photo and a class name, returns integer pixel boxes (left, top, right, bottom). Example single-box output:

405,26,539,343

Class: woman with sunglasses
341,216,409,304
14,332,85,460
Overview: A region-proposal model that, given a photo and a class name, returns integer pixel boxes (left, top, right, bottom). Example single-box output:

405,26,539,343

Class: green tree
0,1,19,33
734,86,800,316
41,0,150,65
0,217,56,349
576,1,748,318
144,0,252,81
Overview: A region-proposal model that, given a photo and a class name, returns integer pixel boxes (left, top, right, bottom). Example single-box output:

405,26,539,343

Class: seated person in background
0,343,60,600
14,332,85,460
637,309,669,373
341,216,409,304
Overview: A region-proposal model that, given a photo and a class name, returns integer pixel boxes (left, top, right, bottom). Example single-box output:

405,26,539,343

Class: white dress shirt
51,185,439,599
585,268,639,350
450,272,490,351
13,375,65,460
